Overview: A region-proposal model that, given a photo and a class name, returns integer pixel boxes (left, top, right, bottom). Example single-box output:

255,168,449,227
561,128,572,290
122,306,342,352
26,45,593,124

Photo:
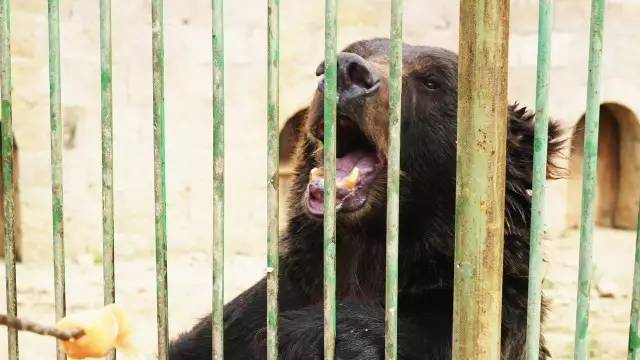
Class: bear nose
316,53,380,107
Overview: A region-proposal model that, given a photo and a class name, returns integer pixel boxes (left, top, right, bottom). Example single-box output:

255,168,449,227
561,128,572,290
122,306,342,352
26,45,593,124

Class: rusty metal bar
100,1,115,359
211,0,225,358
573,1,605,358
100,0,115,306
384,0,403,359
525,0,553,358
151,0,169,358
0,0,18,357
452,0,510,359
48,0,67,358
323,0,338,357
266,0,280,358
628,204,640,360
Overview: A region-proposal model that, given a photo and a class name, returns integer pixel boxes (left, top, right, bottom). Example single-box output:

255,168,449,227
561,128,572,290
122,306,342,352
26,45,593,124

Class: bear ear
507,103,568,181
279,108,309,164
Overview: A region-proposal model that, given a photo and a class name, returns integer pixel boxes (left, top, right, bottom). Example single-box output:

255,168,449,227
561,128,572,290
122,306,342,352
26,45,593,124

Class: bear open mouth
305,116,383,217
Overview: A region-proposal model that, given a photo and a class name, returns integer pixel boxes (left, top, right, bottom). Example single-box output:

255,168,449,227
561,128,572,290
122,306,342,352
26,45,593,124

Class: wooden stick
0,314,85,341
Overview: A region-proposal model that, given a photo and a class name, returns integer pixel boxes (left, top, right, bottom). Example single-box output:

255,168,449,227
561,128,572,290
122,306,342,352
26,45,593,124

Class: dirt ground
542,226,637,359
1,226,637,359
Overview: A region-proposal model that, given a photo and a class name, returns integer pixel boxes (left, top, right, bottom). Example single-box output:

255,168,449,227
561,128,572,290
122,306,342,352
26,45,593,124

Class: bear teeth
310,167,323,181
310,166,359,191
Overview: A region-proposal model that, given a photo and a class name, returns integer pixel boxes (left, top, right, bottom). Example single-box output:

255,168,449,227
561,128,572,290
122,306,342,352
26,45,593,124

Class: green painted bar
0,0,18,358
452,0,510,359
100,0,115,306
151,0,169,358
100,0,115,358
100,0,116,360
384,0,403,359
323,0,338,357
212,0,225,358
525,1,553,359
573,1,605,358
48,0,67,359
628,204,640,360
266,0,280,358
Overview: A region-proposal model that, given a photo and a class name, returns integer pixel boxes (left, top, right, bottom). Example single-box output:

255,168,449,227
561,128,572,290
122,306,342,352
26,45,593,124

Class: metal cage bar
452,0,510,359
323,0,338,357
628,204,640,360
100,0,115,308
384,0,403,359
573,1,605,358
525,1,553,359
48,0,67,358
151,0,169,358
212,0,226,358
0,0,18,358
266,0,280,358
100,0,115,358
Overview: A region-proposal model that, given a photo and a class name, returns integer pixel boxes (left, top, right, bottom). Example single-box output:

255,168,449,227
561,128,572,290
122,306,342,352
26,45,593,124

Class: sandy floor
542,227,637,359
0,227,637,359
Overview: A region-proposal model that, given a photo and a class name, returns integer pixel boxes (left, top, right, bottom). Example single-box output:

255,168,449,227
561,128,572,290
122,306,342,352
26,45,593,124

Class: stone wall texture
6,0,640,261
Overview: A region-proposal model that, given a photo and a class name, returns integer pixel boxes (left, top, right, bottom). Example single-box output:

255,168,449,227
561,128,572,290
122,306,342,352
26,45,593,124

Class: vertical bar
323,0,338,357
100,0,115,358
452,0,510,359
100,0,115,307
266,0,279,358
525,1,553,359
628,204,640,360
151,0,169,358
211,0,225,358
0,0,18,358
48,0,67,359
384,0,403,359
573,1,605,358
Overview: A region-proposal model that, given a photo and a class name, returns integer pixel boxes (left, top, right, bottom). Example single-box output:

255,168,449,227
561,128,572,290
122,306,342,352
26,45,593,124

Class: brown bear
169,38,564,359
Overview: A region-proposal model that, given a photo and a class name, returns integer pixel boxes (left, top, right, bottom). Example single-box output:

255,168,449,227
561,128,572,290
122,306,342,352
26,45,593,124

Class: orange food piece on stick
342,167,359,191
56,304,138,359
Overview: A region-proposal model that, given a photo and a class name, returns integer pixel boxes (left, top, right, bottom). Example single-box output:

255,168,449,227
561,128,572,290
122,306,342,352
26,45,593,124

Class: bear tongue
311,151,377,181
309,167,359,195
306,151,378,213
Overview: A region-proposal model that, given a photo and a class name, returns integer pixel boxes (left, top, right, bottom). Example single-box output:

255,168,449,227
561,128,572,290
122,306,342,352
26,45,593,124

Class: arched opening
567,103,640,230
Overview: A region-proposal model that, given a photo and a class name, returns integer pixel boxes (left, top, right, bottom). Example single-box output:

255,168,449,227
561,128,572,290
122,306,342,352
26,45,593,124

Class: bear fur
169,38,565,360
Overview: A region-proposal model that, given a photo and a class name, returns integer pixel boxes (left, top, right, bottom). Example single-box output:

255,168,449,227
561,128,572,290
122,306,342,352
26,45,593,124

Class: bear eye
421,77,441,91
424,79,440,90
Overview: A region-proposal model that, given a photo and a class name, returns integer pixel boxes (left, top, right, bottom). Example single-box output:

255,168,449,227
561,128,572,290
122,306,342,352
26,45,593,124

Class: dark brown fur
169,38,565,360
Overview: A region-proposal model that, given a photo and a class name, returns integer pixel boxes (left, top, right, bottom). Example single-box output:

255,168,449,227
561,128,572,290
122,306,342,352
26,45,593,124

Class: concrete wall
7,0,640,262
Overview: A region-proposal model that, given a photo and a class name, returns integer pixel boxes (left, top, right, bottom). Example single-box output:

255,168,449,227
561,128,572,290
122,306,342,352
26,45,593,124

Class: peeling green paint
266,0,280,359
48,1,67,358
574,1,605,358
526,1,553,359
384,0,403,359
452,1,510,359
212,0,225,358
100,1,115,360
628,204,640,360
323,0,338,358
100,0,115,304
151,0,169,358
0,0,18,358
